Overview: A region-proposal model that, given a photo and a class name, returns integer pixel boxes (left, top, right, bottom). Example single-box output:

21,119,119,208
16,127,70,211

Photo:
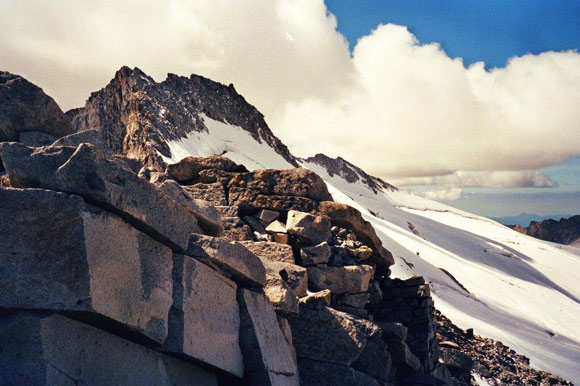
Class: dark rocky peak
302,153,398,194
0,70,73,142
69,67,297,171
511,215,580,245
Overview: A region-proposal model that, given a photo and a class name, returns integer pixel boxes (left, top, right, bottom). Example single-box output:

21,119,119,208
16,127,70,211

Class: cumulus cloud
1,0,580,183
422,188,463,202
392,170,557,188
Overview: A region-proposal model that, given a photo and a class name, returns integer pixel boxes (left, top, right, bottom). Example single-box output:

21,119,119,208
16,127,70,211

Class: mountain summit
69,66,297,170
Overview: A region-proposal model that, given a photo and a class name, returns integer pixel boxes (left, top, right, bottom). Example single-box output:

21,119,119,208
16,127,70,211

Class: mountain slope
302,157,580,384
68,68,580,383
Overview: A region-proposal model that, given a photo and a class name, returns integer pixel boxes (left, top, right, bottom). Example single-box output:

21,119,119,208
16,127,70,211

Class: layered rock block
0,142,200,250
0,187,173,344
0,313,217,386
164,254,244,377
238,289,300,386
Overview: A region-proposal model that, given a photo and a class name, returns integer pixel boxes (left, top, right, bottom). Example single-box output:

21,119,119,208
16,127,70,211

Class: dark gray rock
238,289,299,385
164,254,243,376
0,71,73,142
154,179,223,236
185,234,266,288
0,313,218,386
289,306,381,366
0,142,201,250
376,322,408,341
386,340,422,373
298,359,381,386
352,339,392,381
18,131,57,147
439,347,473,371
0,187,173,344
52,129,109,153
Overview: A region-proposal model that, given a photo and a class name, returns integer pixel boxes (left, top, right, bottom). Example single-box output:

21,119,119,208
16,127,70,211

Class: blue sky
327,0,580,217
326,0,580,68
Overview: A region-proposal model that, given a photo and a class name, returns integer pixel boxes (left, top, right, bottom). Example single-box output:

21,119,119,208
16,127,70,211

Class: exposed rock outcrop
68,67,298,170
510,215,580,246
0,71,73,142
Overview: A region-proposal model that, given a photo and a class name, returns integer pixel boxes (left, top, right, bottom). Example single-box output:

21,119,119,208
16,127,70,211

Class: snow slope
161,120,580,382
161,114,295,171
303,160,580,383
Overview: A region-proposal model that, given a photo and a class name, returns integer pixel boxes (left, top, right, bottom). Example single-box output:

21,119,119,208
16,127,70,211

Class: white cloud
1,1,580,183
392,170,557,188
422,188,463,201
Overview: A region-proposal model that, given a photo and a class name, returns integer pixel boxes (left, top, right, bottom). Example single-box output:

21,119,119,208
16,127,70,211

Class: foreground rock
0,314,217,386
164,254,244,376
0,71,73,142
0,143,200,250
289,305,381,366
238,289,300,385
154,179,223,235
0,188,173,344
186,234,266,287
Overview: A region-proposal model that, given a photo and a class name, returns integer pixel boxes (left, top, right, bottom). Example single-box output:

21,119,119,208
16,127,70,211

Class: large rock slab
164,254,243,376
185,234,266,287
155,179,223,236
167,155,248,183
286,210,331,244
0,187,173,344
239,241,295,264
352,339,392,381
289,305,382,366
228,168,332,212
318,201,394,268
387,340,422,373
0,71,73,142
0,313,217,386
238,289,299,385
308,265,375,294
298,359,380,386
0,142,200,250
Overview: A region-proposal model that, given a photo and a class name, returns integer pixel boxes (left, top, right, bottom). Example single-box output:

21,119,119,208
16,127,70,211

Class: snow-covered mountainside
68,68,580,383
159,111,580,383
302,157,580,384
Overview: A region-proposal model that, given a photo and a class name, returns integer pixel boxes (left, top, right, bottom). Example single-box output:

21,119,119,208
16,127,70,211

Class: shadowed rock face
0,71,73,142
510,215,580,246
68,67,298,170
